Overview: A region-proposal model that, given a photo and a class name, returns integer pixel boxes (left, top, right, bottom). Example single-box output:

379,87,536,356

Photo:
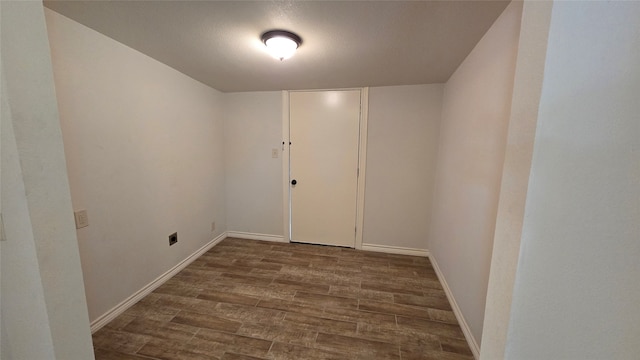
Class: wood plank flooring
92,238,473,360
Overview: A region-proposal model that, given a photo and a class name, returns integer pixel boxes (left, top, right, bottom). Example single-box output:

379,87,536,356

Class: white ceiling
44,0,510,93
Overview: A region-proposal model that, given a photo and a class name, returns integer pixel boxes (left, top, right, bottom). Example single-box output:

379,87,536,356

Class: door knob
291,179,297,185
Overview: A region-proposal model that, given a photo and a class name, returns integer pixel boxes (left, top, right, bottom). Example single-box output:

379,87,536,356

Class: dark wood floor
92,238,473,360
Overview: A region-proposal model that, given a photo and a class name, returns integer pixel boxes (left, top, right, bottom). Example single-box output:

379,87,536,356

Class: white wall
223,86,442,250
363,85,442,250
2,55,57,360
505,2,640,358
1,2,94,358
480,2,553,358
224,91,283,237
45,9,227,322
428,1,522,350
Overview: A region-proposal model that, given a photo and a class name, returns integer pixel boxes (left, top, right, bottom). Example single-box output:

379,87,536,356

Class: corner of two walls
504,2,640,358
427,1,523,355
222,91,284,240
2,2,94,358
479,1,553,358
363,85,443,254
46,9,228,323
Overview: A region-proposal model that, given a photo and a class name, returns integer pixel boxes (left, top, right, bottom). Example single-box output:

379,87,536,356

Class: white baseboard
89,232,227,333
361,243,429,257
226,231,287,243
429,255,480,359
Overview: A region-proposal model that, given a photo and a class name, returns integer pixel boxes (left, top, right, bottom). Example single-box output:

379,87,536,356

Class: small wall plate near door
169,232,178,246
74,210,89,229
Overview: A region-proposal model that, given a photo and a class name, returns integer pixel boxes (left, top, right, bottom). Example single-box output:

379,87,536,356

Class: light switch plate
0,213,6,241
74,210,89,229
272,148,279,158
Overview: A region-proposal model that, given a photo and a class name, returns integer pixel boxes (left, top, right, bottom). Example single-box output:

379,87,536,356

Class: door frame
281,88,369,249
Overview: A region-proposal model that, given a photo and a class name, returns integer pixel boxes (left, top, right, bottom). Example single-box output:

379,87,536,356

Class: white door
289,90,361,247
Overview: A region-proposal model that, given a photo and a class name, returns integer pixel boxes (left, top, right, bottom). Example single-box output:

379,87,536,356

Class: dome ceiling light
261,30,302,61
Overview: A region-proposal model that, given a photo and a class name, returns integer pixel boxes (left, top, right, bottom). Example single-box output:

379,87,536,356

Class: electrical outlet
272,148,279,158
74,210,89,229
211,221,216,232
169,232,178,246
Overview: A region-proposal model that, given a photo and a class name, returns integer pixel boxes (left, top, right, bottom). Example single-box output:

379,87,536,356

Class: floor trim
89,232,227,333
226,231,287,243
429,254,480,359
361,243,429,257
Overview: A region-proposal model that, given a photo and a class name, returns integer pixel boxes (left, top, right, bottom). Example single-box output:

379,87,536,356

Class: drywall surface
479,2,552,359
1,63,57,360
223,85,442,247
364,84,442,250
46,9,227,322
505,2,640,359
224,91,283,237
1,2,94,358
429,1,522,347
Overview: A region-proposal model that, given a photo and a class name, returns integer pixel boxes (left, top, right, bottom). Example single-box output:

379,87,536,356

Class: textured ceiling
44,1,510,93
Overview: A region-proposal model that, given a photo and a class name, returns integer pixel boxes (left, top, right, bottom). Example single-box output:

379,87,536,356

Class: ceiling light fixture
261,30,302,61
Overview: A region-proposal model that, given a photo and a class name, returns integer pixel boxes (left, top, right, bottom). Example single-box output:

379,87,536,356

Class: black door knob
291,179,297,185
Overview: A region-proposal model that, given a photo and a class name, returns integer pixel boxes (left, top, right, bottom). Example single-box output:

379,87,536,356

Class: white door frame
281,88,368,249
